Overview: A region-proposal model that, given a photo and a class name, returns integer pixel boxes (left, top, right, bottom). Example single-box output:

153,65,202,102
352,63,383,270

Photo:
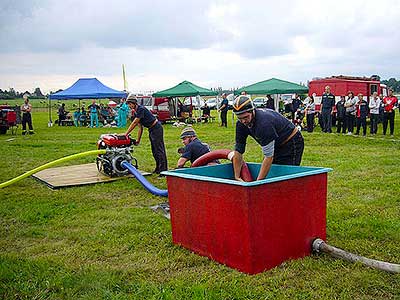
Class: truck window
370,84,378,95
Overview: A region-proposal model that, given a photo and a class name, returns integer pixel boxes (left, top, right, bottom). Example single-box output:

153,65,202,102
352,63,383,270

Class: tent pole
48,96,52,127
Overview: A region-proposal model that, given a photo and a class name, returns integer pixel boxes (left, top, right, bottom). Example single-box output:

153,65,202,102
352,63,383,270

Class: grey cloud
0,0,232,53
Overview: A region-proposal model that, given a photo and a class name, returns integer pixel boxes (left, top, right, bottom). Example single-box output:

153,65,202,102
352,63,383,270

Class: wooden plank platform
32,163,151,189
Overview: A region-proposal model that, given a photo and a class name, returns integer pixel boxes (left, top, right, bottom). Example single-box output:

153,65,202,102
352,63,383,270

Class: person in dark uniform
176,127,216,168
232,95,304,181
125,96,168,175
201,102,211,123
320,85,336,133
58,103,67,126
218,93,229,127
292,94,302,120
265,95,275,110
21,96,34,135
336,96,346,133
355,93,368,136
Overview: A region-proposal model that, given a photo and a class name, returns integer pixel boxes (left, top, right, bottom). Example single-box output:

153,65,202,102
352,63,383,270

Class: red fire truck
308,75,388,106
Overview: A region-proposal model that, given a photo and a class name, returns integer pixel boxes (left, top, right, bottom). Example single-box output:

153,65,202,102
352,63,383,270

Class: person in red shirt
382,89,398,136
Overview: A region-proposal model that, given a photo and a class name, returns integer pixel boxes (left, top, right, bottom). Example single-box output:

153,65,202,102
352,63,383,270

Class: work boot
22,131,26,135
29,131,34,135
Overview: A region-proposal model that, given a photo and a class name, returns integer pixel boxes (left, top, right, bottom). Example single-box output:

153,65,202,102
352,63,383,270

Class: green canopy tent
234,78,308,113
153,80,218,97
234,78,308,95
153,81,218,121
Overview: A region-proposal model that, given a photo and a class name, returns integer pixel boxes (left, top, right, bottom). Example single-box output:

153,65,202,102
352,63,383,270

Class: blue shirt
134,105,156,128
88,104,99,114
220,99,229,112
235,109,295,153
321,93,335,111
182,138,211,163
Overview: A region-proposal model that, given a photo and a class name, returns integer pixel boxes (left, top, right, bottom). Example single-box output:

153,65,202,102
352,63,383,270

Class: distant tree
371,74,380,81
8,88,16,97
34,87,44,97
381,77,400,93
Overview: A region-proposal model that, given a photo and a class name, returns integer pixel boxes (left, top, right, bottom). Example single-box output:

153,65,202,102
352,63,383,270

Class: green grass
0,109,399,299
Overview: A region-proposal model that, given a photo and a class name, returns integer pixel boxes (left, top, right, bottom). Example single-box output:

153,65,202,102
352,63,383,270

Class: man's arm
125,117,140,136
232,151,244,181
257,156,273,180
136,124,143,144
177,157,189,168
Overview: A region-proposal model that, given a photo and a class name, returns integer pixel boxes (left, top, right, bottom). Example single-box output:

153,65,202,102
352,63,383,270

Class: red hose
191,149,253,182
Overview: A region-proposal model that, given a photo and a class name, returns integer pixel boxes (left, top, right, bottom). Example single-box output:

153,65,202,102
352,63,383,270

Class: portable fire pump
96,134,137,177
0,105,17,134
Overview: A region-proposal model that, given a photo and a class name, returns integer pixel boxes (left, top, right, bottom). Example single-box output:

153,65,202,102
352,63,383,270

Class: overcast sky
1,0,399,94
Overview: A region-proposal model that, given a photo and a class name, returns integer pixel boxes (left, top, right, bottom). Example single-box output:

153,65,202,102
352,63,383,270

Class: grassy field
0,105,399,299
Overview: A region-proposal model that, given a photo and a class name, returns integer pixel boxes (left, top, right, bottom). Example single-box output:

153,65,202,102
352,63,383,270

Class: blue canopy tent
48,78,127,125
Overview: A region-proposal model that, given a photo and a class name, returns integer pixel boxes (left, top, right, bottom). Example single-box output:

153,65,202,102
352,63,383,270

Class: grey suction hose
313,238,400,274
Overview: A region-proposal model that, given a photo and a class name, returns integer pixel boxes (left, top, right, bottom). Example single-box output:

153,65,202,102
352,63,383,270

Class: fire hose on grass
0,149,107,189
121,161,168,197
312,238,400,274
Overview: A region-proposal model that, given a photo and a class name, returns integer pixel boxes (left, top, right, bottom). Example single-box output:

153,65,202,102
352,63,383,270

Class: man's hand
134,140,140,146
234,176,244,182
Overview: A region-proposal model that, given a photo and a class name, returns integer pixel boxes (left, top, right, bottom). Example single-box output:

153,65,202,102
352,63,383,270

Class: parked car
252,97,266,108
227,93,235,109
205,98,218,109
183,97,205,109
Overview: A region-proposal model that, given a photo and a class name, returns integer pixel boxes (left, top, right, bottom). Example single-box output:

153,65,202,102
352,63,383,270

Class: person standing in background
355,93,368,136
369,92,381,135
88,99,100,128
21,96,34,135
305,95,315,133
382,89,398,136
218,93,228,127
320,86,335,133
265,95,275,110
344,91,357,135
117,98,129,128
292,94,302,120
336,96,346,134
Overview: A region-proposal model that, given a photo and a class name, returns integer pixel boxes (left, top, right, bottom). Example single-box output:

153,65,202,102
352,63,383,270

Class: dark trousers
383,111,395,135
22,113,33,132
336,117,345,133
356,117,367,135
345,113,355,133
306,113,314,132
273,132,304,166
149,122,168,173
321,110,332,132
370,114,379,134
220,110,227,127
58,114,65,126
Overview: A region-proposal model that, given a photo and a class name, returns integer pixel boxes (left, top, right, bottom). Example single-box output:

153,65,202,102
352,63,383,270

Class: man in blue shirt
232,95,304,181
320,86,336,133
218,93,229,127
177,127,215,168
125,96,168,174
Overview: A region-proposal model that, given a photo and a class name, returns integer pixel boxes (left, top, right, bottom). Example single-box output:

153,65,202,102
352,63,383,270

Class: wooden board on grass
32,163,151,189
